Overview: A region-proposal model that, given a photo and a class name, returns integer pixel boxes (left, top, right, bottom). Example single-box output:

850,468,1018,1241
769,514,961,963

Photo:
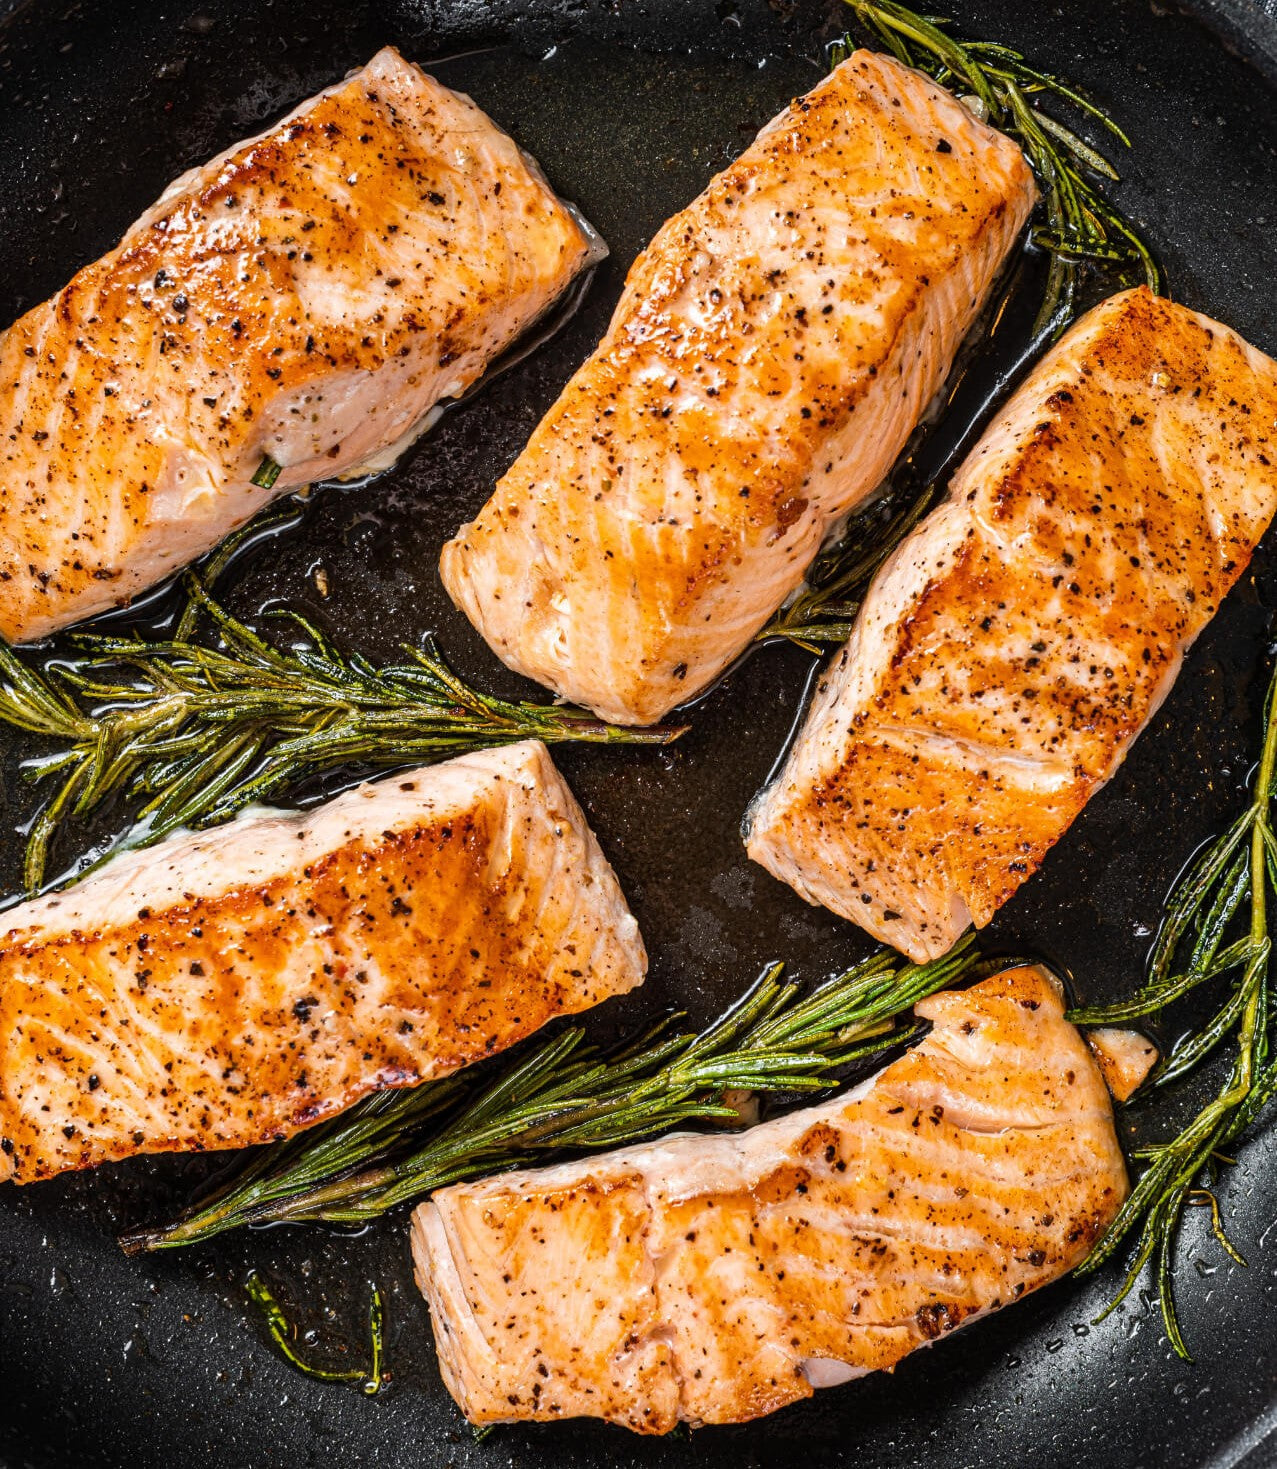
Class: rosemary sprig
120,937,988,1252
0,577,683,894
1070,660,1277,1360
842,2,1159,339
245,1273,386,1395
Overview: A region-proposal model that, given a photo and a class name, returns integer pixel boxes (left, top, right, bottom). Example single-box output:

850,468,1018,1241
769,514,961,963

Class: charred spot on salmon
915,1302,964,1339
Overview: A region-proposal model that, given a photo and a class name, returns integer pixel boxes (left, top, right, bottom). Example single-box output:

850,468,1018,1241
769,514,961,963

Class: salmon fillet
747,288,1277,962
0,741,644,1184
0,46,599,644
440,49,1036,726
411,965,1126,1432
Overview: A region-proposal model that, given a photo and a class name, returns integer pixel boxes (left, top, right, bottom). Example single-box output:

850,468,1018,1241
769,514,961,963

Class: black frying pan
2,2,1277,1466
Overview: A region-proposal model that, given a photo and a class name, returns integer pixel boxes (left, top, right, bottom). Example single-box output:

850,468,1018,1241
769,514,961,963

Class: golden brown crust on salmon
747,288,1277,960
0,47,596,643
0,742,644,1183
441,49,1036,725
411,966,1126,1431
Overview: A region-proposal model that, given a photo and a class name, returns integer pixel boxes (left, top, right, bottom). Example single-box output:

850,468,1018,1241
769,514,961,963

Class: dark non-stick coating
1183,0,1277,81
2,1,1277,1465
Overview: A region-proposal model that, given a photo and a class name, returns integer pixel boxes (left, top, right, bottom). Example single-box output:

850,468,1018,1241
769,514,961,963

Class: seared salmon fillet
411,965,1127,1432
0,47,599,644
0,741,644,1184
440,49,1036,726
747,288,1277,962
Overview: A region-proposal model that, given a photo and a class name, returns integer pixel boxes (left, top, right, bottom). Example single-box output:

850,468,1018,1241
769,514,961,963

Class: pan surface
2,1,1277,1465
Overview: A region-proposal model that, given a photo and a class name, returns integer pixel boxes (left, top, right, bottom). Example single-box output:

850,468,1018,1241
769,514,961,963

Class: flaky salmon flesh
441,49,1036,726
747,288,1277,963
412,965,1133,1432
0,47,599,645
0,741,644,1184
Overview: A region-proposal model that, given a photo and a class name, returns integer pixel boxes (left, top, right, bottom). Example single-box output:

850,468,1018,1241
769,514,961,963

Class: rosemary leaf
250,455,283,490
1065,939,1251,1028
174,500,307,642
120,937,988,1252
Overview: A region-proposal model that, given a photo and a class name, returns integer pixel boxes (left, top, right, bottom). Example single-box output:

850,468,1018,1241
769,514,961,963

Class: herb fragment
1070,660,1277,1360
0,576,684,894
121,937,991,1251
250,455,283,490
245,1273,386,1394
